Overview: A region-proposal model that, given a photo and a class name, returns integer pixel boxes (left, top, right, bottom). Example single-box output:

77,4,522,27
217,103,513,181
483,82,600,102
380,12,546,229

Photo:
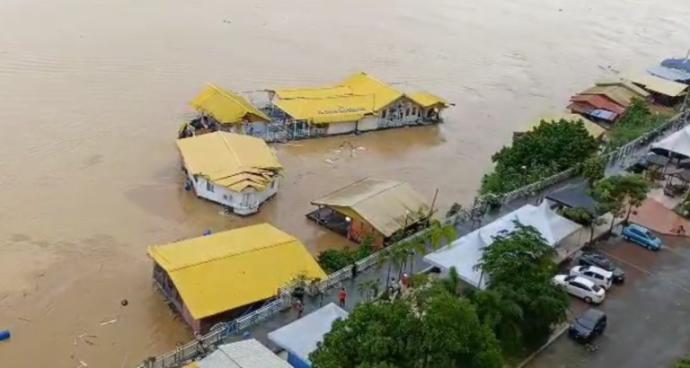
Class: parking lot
528,235,690,368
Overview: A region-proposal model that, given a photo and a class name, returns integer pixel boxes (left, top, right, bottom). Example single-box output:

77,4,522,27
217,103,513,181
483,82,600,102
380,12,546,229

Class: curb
515,323,569,368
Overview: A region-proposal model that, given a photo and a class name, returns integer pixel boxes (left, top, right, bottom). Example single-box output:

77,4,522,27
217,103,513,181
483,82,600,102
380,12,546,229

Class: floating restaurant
307,178,431,247
176,131,282,215
180,72,450,142
148,224,326,333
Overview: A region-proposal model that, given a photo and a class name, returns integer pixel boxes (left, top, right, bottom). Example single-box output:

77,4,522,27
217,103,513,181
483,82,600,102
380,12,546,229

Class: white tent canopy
651,126,690,159
195,339,291,368
267,303,349,365
424,201,581,289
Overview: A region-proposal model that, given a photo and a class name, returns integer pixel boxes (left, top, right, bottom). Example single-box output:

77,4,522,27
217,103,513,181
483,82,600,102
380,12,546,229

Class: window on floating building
206,181,214,193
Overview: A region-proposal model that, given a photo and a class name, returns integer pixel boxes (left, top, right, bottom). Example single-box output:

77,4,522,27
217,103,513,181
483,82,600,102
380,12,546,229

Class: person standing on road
294,300,304,318
338,287,347,307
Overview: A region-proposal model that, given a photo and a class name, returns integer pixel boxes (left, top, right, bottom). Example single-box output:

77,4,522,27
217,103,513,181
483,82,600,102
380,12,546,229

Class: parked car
622,224,663,251
578,252,625,284
553,275,606,304
569,308,607,342
569,265,613,290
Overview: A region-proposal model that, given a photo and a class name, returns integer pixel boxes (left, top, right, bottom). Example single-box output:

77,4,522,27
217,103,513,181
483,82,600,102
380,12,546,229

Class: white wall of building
358,116,379,131
189,175,279,215
326,121,357,135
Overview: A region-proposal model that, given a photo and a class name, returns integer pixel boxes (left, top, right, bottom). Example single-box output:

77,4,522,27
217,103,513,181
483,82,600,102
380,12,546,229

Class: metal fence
141,112,689,368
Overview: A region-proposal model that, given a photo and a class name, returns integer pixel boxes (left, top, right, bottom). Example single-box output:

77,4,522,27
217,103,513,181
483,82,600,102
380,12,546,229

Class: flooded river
0,0,688,366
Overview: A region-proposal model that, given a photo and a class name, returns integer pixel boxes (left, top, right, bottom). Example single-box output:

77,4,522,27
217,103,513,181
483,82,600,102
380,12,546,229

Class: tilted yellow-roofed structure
269,72,450,138
181,73,451,142
149,223,326,333
177,131,282,215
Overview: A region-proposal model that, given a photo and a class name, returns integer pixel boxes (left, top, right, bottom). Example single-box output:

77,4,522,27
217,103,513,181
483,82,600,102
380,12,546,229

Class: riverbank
1,0,690,366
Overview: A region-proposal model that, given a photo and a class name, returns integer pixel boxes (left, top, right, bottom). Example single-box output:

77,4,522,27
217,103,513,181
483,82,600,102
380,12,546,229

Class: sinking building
627,74,688,106
307,178,430,247
148,224,327,334
181,84,271,139
177,131,282,215
268,72,449,139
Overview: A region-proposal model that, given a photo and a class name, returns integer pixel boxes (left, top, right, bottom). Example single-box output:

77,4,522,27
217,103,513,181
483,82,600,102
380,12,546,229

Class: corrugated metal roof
580,85,640,107
176,132,281,192
191,85,270,124
626,74,688,97
408,92,449,108
195,339,291,368
271,73,447,124
570,94,625,115
148,224,326,319
312,178,429,237
647,66,690,83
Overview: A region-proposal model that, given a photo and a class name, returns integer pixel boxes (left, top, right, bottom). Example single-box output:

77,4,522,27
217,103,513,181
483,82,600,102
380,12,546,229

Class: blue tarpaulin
662,58,690,74
588,109,617,122
648,66,690,83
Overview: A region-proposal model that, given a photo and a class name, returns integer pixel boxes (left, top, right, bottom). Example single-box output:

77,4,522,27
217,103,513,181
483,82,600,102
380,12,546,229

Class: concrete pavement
528,235,690,368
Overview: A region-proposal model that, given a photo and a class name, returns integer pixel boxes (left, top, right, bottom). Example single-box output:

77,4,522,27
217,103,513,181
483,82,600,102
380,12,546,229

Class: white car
553,275,606,304
569,265,613,290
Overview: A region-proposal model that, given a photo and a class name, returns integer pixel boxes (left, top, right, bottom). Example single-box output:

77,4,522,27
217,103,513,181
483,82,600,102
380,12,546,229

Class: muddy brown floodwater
0,0,688,366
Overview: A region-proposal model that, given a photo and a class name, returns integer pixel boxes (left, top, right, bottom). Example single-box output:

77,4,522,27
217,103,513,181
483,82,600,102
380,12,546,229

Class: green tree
475,223,569,350
561,207,604,244
617,174,652,224
481,119,599,194
607,99,669,149
592,174,651,230
580,156,606,186
310,287,503,368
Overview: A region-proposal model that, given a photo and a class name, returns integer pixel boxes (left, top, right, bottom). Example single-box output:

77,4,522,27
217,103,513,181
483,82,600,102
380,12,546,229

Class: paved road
528,235,690,368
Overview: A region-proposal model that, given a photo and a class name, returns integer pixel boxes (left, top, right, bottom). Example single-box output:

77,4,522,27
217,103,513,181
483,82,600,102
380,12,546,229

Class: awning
546,182,598,214
176,132,282,192
191,85,270,124
268,303,348,365
651,126,690,159
311,178,430,237
148,224,326,319
626,74,688,98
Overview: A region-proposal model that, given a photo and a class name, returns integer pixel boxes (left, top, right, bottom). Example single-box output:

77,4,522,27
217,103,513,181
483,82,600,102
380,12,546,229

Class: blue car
622,224,662,250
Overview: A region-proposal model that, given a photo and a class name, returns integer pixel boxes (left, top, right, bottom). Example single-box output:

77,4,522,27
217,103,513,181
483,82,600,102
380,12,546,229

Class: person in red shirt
338,287,347,307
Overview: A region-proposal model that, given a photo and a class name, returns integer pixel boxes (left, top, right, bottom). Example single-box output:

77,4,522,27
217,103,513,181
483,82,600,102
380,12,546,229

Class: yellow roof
149,224,327,319
312,178,429,237
272,72,406,123
626,74,688,98
274,94,374,124
341,72,403,111
408,92,449,108
191,85,270,125
531,113,606,139
274,86,352,100
176,132,282,192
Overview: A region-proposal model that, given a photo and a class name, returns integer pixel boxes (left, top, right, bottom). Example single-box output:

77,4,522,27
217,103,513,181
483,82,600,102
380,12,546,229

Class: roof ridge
208,84,251,115
349,180,404,207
